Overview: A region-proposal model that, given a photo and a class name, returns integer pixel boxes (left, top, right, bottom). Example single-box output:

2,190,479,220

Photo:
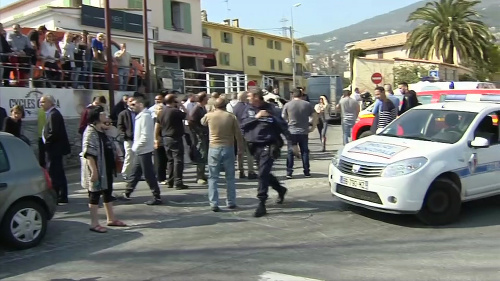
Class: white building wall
0,0,62,23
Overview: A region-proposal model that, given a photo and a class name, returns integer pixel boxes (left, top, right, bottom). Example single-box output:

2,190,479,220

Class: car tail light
43,168,53,189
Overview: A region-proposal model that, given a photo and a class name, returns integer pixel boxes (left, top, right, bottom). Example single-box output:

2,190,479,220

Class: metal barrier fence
154,66,248,94
0,53,139,90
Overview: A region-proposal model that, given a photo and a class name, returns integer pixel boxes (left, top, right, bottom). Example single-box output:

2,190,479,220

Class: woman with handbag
314,95,330,152
81,106,126,233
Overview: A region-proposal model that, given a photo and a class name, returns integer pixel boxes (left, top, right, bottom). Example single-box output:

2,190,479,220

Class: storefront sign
0,88,112,121
81,5,143,34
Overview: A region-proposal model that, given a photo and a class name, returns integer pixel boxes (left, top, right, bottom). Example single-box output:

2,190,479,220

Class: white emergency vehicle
329,102,500,225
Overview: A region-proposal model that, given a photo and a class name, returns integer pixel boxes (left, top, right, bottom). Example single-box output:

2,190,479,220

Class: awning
155,49,215,59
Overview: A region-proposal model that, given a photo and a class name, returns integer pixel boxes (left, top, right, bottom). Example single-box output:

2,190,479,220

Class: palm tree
406,0,494,65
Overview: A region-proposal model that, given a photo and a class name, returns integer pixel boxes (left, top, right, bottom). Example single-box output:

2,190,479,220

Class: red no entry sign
371,73,383,84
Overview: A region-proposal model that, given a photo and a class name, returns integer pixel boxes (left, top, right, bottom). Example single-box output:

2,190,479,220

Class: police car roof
415,101,500,113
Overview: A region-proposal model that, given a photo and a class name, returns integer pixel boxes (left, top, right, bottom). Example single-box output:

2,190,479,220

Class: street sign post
371,73,383,85
429,70,439,79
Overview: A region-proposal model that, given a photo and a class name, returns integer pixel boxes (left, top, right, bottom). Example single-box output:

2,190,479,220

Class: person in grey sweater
121,95,162,205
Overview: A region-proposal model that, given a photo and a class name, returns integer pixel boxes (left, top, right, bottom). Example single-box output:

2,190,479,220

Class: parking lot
1,125,500,281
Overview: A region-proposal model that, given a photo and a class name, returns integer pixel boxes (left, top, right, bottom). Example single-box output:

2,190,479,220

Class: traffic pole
104,0,115,107
143,0,150,93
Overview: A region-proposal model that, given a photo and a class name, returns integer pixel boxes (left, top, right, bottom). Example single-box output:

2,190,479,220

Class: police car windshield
379,109,478,144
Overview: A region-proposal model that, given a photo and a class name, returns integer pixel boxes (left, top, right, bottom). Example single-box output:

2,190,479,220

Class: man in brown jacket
201,98,243,212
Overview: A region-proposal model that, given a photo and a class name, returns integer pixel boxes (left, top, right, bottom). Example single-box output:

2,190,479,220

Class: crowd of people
0,23,135,90
0,79,421,233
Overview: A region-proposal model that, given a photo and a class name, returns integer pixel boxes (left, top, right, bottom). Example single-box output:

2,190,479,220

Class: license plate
340,176,368,190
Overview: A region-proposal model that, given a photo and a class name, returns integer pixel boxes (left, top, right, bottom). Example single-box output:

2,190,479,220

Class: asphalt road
2,125,500,281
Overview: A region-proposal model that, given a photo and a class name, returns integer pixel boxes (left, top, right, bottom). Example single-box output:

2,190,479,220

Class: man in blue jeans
282,89,318,179
201,98,244,212
338,90,360,145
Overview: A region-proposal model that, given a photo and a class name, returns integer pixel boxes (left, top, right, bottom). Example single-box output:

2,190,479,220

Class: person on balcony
60,32,76,89
0,23,13,87
114,43,131,91
91,33,107,90
6,24,32,87
73,34,85,89
40,31,61,88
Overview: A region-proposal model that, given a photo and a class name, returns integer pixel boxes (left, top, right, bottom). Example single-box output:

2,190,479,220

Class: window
295,63,303,75
248,36,255,46
474,112,500,145
379,109,478,144
221,32,233,44
163,0,192,33
219,52,230,66
377,50,384,59
248,56,256,66
270,59,275,70
70,0,83,7
0,143,9,173
202,28,208,36
295,45,300,55
128,0,142,8
267,39,274,49
278,60,283,71
274,41,282,50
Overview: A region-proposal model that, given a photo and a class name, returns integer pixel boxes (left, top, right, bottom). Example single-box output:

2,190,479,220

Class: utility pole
104,0,115,106
290,26,296,88
143,0,150,92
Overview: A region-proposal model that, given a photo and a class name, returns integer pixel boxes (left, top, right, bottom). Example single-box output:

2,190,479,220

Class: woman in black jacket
2,105,24,138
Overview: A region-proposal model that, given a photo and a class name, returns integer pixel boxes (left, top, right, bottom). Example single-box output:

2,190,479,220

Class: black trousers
154,145,167,182
126,152,161,198
38,138,46,168
163,136,184,187
252,144,285,203
45,150,68,200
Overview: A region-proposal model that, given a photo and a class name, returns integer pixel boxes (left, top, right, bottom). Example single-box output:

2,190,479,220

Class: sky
0,0,424,37
201,0,423,38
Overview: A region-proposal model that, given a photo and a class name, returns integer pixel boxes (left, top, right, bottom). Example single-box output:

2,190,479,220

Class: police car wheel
417,178,461,226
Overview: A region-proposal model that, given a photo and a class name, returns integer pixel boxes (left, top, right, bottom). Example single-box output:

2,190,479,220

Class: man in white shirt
148,95,164,120
122,95,162,205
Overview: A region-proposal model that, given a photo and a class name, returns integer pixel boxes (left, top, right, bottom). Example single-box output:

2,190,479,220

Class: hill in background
301,0,500,56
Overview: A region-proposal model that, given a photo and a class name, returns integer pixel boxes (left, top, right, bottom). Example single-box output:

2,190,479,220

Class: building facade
0,0,216,70
202,16,308,97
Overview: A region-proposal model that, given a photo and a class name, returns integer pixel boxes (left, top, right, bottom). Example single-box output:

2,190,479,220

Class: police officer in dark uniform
240,87,290,217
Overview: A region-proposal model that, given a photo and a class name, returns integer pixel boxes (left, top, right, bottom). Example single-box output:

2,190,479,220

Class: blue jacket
239,102,290,144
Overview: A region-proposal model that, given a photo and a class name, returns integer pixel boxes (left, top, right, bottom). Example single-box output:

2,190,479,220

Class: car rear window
418,95,433,105
0,143,10,173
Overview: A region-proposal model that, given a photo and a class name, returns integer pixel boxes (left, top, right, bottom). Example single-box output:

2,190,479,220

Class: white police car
329,102,500,225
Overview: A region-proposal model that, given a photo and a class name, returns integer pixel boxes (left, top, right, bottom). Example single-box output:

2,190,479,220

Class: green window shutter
182,3,192,33
163,0,173,30
83,0,91,5
63,0,71,7
128,0,141,8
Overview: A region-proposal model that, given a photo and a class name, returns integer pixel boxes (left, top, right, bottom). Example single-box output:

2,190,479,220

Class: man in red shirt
78,95,107,135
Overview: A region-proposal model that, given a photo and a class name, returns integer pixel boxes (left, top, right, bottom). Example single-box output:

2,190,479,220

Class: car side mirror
470,137,490,148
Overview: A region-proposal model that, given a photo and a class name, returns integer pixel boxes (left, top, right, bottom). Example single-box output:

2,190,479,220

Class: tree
462,44,500,81
393,65,435,85
406,0,494,65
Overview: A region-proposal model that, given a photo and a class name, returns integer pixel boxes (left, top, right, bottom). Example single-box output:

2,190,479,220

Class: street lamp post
290,3,301,88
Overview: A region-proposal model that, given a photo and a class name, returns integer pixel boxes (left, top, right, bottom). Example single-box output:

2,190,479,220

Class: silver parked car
0,132,57,250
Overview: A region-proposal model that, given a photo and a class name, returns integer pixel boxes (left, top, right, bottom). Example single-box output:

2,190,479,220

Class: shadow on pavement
337,196,500,229
0,220,142,280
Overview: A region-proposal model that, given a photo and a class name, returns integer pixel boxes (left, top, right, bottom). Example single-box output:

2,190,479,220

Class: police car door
462,111,500,197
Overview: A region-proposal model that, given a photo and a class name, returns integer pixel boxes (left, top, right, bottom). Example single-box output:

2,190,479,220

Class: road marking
259,271,324,281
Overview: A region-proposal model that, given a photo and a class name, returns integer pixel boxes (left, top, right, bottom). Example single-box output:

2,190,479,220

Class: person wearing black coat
40,95,71,204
